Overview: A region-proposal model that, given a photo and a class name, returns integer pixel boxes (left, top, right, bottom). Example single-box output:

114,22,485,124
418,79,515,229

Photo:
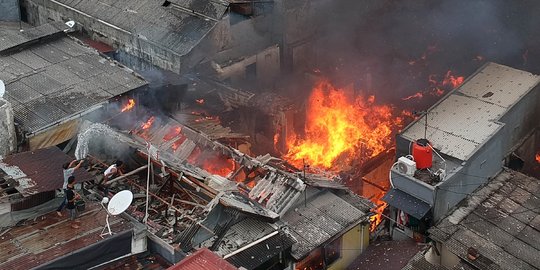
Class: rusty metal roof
0,147,94,196
168,248,237,270
0,202,132,269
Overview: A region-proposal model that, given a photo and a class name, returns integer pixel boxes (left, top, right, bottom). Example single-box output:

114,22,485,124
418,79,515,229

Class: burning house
0,21,147,151
72,93,374,269
385,62,540,241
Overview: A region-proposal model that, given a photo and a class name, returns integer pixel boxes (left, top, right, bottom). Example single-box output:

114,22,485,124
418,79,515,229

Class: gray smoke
307,0,540,107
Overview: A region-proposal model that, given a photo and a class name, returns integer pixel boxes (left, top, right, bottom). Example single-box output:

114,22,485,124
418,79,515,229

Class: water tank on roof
412,139,432,169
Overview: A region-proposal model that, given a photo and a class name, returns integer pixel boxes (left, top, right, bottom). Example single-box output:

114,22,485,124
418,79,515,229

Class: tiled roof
168,248,237,270
0,23,147,134
0,146,94,196
429,170,540,269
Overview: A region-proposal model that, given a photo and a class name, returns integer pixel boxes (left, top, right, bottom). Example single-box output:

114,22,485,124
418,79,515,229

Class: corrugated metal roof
48,0,228,56
401,62,540,161
208,218,277,256
0,23,147,134
168,248,237,270
282,188,370,260
0,147,94,196
226,231,294,270
0,202,132,269
0,21,68,53
249,170,306,216
429,170,540,269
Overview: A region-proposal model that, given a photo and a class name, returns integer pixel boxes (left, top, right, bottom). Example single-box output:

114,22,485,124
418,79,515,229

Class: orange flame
402,92,424,101
171,137,187,151
284,80,401,170
196,99,205,104
442,70,464,89
273,132,280,152
140,116,155,130
188,147,236,177
536,152,540,164
370,197,387,232
403,71,464,101
163,126,182,141
121,99,135,112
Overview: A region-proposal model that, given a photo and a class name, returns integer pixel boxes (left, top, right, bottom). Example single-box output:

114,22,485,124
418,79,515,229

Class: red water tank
412,139,432,169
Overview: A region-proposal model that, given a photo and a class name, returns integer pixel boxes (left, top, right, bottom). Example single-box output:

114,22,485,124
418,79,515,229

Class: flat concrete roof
401,62,540,160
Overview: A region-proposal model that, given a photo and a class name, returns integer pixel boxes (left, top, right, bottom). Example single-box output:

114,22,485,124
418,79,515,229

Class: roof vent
482,91,494,98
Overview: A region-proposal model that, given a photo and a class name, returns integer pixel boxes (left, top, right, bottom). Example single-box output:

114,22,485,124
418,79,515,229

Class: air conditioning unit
397,156,416,176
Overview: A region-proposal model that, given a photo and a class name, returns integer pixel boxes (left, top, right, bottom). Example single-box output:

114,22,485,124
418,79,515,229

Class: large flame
284,80,401,170
536,152,540,164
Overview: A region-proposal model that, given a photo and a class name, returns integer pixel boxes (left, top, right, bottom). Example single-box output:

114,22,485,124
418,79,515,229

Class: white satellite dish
108,190,133,215
0,80,5,99
100,190,133,237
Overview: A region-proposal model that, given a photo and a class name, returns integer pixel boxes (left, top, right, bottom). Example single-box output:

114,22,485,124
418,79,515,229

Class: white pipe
223,231,279,259
144,143,151,225
389,162,399,189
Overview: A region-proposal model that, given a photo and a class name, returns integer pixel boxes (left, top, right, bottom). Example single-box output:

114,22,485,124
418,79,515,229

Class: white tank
0,98,16,156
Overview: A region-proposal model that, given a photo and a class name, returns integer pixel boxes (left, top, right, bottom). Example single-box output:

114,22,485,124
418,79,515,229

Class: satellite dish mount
100,190,133,238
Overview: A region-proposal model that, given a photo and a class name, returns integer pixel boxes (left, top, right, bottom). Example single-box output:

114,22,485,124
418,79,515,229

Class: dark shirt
66,188,75,209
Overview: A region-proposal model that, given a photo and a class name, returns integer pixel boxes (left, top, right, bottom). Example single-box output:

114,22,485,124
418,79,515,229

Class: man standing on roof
56,159,84,217
65,176,81,229
102,160,124,197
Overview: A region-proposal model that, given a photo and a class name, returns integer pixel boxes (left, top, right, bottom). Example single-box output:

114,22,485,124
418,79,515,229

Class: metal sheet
382,188,431,220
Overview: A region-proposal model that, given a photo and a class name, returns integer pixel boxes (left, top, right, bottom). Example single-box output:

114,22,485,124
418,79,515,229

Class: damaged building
69,112,374,270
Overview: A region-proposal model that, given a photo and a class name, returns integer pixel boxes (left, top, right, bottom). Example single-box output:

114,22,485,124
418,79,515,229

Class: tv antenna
413,110,434,139
100,190,133,238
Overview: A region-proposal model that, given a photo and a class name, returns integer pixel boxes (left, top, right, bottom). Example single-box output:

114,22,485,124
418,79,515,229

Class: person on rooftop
65,176,81,229
101,160,124,197
56,159,84,217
